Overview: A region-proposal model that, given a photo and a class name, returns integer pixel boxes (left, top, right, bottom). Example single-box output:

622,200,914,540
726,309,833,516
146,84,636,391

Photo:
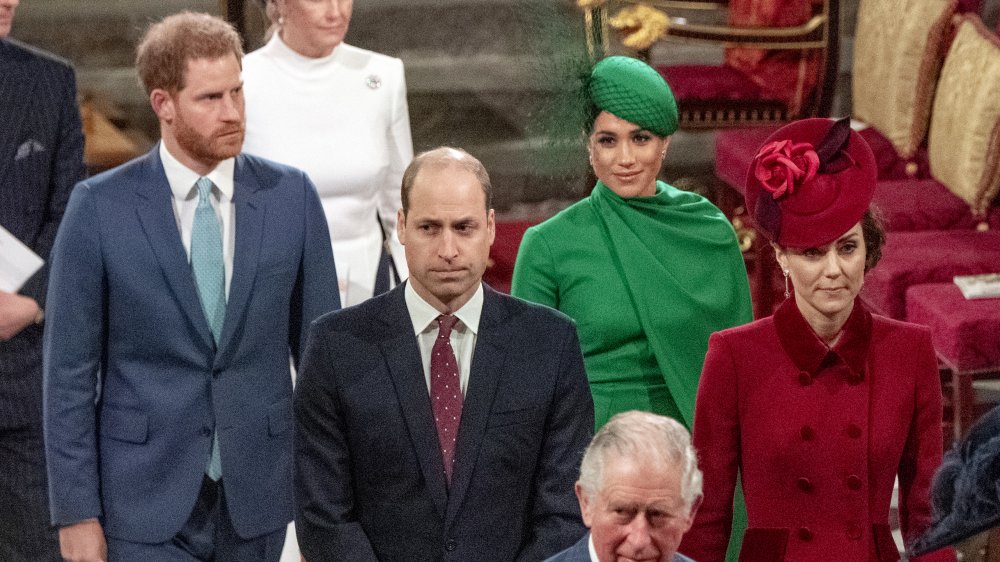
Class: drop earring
783,270,791,299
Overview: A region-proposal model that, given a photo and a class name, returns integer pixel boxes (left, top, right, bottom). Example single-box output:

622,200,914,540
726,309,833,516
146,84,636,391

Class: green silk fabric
513,180,752,428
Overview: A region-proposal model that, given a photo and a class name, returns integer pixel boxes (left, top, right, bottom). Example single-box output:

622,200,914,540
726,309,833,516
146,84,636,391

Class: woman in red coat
681,118,953,561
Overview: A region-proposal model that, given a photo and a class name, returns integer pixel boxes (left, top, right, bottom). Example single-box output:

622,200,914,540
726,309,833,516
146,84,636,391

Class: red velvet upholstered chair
581,0,839,129
859,16,1000,439
860,14,1000,322
715,0,959,191
713,0,962,316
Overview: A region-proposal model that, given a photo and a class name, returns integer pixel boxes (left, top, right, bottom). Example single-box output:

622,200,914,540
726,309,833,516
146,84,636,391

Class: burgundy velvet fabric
957,0,983,14
907,282,1000,371
714,126,781,194
873,179,989,231
724,0,824,116
658,65,765,101
483,220,534,294
857,127,931,180
860,230,1000,319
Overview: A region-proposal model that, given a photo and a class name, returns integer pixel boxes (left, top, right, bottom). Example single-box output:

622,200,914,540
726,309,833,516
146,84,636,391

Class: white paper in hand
0,225,44,292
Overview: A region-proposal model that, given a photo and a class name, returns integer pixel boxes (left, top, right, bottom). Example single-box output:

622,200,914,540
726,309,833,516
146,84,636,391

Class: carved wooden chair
581,0,839,129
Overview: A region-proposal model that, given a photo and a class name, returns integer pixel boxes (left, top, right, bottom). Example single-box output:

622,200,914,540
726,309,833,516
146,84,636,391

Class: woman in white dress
244,0,412,307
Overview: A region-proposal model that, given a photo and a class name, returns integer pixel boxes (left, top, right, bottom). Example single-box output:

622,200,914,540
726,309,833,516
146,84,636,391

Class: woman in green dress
512,56,752,431
512,57,752,561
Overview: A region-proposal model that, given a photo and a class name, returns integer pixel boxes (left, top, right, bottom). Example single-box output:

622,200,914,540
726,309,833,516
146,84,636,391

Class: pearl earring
783,270,791,299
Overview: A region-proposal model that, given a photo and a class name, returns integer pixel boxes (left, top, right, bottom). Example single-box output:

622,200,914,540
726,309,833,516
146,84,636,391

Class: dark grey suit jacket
543,534,697,562
0,38,85,426
295,283,594,561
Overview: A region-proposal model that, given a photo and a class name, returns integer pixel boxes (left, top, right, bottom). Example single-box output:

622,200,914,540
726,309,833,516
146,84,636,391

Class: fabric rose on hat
753,140,820,199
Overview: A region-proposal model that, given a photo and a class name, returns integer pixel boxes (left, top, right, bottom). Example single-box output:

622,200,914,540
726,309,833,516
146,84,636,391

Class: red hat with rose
744,117,877,248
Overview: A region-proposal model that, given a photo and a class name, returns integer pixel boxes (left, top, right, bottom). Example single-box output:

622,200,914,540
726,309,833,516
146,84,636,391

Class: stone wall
9,0,874,209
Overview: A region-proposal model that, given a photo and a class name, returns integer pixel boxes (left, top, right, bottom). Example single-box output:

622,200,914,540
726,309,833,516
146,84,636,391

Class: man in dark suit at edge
43,12,339,562
0,0,86,558
295,146,594,561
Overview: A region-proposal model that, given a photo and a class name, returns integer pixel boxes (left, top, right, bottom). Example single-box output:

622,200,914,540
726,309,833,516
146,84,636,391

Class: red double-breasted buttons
798,371,812,386
800,425,815,441
798,527,813,542
846,474,863,490
847,523,863,540
796,477,813,493
846,423,862,438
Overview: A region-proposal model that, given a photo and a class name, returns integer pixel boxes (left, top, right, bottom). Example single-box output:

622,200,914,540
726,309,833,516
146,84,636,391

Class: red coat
682,299,954,562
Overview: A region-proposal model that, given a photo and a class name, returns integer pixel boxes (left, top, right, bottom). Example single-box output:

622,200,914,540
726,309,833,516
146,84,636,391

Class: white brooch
366,75,382,90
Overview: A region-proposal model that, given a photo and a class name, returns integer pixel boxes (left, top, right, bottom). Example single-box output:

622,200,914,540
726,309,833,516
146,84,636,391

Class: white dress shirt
404,282,483,396
160,142,236,297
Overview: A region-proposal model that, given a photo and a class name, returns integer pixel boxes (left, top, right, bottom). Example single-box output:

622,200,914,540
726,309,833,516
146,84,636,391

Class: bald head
400,147,492,214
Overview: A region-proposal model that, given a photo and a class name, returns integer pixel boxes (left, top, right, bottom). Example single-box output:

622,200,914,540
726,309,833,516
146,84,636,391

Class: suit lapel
215,155,264,362
445,286,512,527
0,41,37,183
134,148,215,351
379,285,449,518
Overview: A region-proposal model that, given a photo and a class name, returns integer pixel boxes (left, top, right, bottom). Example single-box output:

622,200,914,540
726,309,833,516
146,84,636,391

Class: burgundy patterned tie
431,314,463,483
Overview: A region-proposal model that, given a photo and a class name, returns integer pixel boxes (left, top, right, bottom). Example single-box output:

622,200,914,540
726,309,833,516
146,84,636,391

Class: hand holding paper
0,224,44,293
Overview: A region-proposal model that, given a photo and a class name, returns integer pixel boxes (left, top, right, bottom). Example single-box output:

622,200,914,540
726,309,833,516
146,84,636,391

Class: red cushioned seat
873,179,995,231
714,126,781,195
857,127,931,181
907,282,1000,372
659,65,765,101
483,220,534,294
860,230,1000,319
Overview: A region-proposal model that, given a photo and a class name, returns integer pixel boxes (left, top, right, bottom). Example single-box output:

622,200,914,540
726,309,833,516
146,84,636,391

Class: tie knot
195,177,214,204
436,314,459,338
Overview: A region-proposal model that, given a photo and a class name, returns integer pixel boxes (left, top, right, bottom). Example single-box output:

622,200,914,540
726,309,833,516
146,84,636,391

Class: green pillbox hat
589,56,679,137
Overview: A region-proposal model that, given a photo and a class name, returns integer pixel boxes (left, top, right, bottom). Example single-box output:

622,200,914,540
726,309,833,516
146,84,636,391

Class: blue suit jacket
43,147,340,542
0,38,85,424
294,283,594,561
543,534,697,562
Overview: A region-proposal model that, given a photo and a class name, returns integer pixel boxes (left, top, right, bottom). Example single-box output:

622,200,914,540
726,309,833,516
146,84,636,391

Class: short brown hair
136,11,244,95
401,147,492,213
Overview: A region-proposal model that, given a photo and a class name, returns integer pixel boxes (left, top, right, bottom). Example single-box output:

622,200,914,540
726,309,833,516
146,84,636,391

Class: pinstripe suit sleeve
19,61,86,309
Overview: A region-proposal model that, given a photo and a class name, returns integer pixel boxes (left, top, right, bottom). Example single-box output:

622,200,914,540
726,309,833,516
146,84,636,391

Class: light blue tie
191,176,225,480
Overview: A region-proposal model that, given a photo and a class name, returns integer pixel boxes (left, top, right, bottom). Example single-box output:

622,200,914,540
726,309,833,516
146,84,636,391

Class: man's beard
174,110,244,165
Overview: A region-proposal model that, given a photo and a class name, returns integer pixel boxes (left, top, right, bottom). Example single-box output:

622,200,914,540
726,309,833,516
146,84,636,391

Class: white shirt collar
404,281,483,336
159,141,235,201
588,533,600,562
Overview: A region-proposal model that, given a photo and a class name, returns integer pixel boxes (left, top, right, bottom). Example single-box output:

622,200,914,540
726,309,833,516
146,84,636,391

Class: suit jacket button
445,539,457,552
846,474,863,490
798,527,813,542
796,477,813,493
847,523,862,540
800,425,815,441
798,371,812,386
201,426,212,437
847,423,862,438
847,372,863,385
